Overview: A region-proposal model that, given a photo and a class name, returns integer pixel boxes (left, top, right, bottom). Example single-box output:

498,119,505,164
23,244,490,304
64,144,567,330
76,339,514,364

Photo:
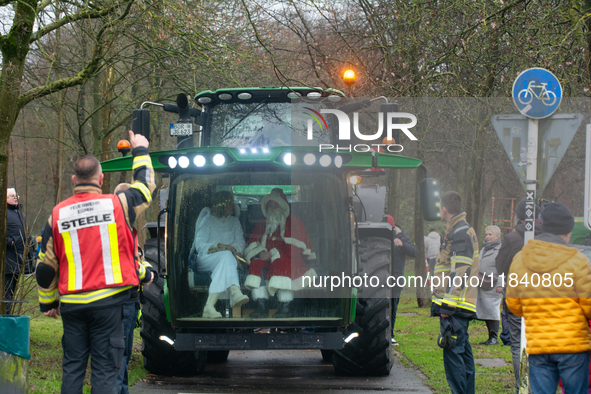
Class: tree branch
18,0,135,109
30,4,119,44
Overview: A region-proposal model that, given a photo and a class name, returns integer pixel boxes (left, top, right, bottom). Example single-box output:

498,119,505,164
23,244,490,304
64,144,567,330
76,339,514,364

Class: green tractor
101,87,440,376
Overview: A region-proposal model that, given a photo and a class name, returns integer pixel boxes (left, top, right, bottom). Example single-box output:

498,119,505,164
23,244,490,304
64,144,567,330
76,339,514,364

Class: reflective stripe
443,293,459,306
432,297,443,305
132,156,151,170
131,183,151,203
39,251,45,261
473,251,479,257
442,299,458,307
138,261,146,281
142,167,153,189
453,256,473,266
460,284,468,302
38,289,58,302
434,266,450,273
100,224,114,285
457,301,476,312
108,223,122,284
133,155,154,188
60,286,132,304
62,230,83,291
453,225,469,234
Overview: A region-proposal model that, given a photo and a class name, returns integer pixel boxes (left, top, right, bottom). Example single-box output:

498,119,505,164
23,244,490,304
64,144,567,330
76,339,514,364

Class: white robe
192,211,246,296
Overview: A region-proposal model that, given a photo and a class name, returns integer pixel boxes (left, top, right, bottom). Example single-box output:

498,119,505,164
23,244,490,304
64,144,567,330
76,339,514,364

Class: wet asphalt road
130,349,432,393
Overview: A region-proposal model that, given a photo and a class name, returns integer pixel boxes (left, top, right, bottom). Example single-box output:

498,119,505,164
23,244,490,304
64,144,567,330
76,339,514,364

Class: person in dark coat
388,215,418,345
6,188,34,312
495,197,542,393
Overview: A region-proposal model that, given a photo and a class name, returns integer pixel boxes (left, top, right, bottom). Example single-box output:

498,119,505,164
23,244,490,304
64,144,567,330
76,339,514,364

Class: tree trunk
53,11,64,205
387,169,400,220
55,93,65,204
585,0,591,91
465,122,485,236
101,133,111,193
414,168,430,307
0,0,37,314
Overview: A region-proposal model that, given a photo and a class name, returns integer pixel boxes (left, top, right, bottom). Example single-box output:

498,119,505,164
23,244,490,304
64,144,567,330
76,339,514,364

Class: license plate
170,123,192,136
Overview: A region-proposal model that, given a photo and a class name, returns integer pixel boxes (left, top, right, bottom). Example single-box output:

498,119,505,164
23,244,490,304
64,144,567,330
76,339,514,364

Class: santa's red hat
387,215,395,227
261,188,290,218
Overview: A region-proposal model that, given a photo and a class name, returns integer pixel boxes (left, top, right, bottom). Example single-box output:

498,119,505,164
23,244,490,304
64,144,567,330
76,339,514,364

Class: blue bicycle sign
512,68,562,119
517,81,557,106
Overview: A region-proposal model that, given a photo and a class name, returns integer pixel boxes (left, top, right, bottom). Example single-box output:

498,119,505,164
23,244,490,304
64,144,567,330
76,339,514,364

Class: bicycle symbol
517,81,557,106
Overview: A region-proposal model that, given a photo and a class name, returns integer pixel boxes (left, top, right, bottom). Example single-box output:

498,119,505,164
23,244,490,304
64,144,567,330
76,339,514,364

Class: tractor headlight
168,156,177,169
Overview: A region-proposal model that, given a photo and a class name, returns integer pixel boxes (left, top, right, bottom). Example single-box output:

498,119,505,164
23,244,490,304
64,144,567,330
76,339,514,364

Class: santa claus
244,188,317,318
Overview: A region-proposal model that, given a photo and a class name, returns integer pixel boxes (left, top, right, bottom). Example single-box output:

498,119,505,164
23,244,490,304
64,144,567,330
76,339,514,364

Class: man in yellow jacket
507,203,591,394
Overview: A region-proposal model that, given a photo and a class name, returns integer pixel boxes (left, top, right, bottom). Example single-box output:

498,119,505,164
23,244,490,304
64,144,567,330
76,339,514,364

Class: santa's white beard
265,208,287,236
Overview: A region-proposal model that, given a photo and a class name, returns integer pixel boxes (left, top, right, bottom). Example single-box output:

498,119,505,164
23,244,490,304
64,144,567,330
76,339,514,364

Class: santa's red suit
244,192,317,302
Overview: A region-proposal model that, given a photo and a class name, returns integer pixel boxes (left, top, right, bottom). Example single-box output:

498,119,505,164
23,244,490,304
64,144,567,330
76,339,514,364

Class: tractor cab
167,167,352,325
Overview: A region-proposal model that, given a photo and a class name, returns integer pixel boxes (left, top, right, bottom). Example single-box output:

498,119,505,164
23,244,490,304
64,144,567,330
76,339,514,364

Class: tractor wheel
140,256,206,376
321,350,334,362
207,350,230,363
333,237,393,376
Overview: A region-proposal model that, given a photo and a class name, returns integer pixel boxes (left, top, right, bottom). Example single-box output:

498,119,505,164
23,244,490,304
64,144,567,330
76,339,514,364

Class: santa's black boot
274,290,292,318
249,286,269,318
274,302,290,318
249,299,268,318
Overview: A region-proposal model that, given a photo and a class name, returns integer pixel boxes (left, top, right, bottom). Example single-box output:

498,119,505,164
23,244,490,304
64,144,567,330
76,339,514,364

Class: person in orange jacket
507,203,591,394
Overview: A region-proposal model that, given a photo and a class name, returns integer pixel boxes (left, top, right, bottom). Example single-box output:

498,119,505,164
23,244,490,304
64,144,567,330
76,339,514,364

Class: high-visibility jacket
431,211,479,319
36,147,156,312
52,193,139,296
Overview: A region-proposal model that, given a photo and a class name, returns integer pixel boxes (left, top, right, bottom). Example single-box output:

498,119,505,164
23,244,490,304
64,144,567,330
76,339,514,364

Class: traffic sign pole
494,68,564,393
517,119,539,394
524,118,538,243
585,124,591,231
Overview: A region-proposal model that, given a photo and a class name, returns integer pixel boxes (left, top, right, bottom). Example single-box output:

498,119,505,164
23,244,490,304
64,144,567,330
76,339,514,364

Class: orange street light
343,69,356,85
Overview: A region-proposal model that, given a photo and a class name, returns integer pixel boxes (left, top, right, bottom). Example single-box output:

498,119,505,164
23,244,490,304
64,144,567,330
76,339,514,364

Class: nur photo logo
303,106,418,152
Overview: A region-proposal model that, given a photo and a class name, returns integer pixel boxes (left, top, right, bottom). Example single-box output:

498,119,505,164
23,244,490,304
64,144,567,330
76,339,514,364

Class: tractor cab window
166,171,351,323
209,102,333,147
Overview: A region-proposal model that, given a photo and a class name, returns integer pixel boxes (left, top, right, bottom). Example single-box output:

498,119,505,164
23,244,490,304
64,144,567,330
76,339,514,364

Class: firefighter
36,130,156,394
431,191,480,394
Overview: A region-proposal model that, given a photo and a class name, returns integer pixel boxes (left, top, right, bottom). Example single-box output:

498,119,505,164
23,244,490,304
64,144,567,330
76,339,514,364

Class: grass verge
18,277,148,393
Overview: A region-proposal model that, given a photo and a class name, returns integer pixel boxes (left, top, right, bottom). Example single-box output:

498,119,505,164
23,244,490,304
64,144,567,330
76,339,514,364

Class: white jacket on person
424,231,440,259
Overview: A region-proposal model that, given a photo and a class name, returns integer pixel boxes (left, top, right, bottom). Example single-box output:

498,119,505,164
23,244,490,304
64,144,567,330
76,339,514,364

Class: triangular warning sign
492,113,583,193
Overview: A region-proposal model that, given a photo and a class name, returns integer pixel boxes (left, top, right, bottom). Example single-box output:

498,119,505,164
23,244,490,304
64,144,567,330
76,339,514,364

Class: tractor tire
207,350,230,363
140,256,206,376
321,350,334,362
333,236,393,376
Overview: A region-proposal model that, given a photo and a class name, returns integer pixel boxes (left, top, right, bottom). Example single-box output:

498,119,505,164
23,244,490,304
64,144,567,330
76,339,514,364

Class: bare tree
0,0,137,313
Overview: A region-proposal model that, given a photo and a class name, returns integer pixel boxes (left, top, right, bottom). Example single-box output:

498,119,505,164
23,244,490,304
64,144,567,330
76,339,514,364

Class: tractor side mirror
420,178,442,221
132,109,150,141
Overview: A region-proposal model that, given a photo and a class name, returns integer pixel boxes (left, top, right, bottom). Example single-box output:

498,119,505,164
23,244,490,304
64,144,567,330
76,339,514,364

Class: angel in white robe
191,191,248,318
